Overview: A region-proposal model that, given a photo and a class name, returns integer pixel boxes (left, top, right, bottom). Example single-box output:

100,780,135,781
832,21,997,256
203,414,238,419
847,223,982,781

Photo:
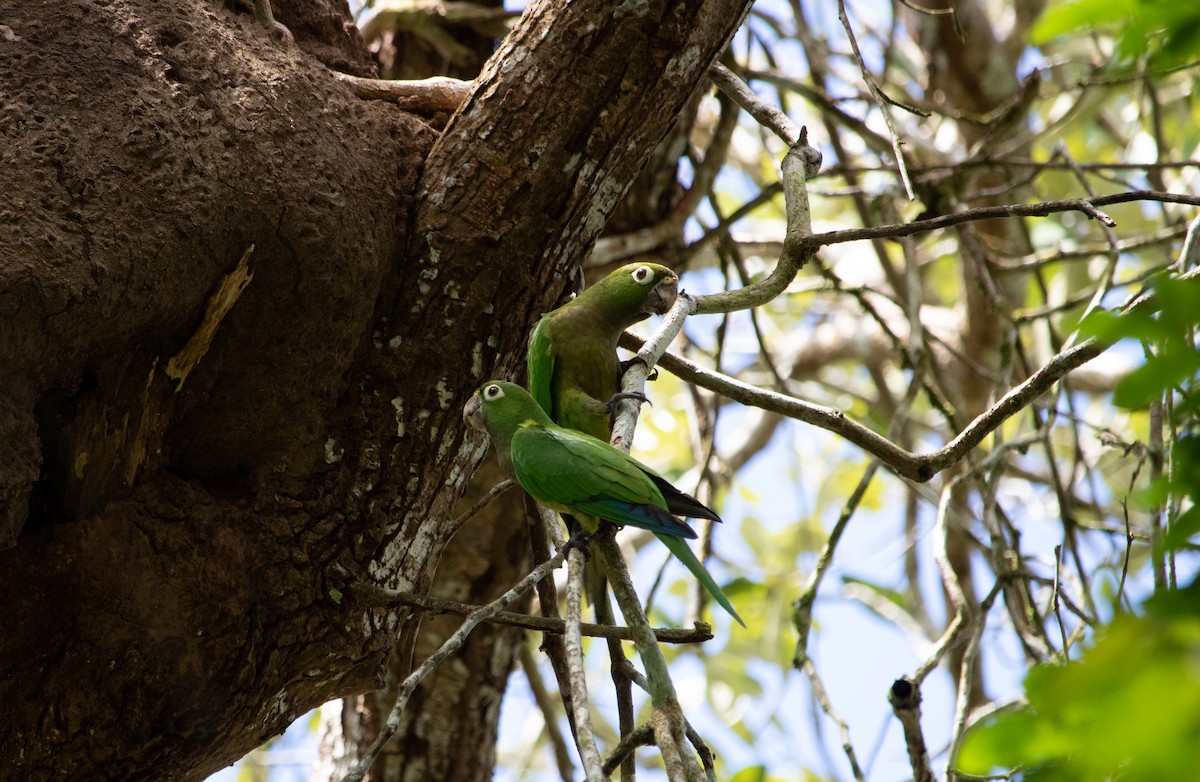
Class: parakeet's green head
573,262,679,322
463,380,552,440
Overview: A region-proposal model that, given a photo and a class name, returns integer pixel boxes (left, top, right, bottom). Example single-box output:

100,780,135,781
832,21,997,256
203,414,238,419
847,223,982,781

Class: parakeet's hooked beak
645,273,679,315
463,391,486,432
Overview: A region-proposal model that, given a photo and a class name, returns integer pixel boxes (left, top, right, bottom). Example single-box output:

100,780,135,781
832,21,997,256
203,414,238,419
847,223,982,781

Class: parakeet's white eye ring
631,265,652,284
483,384,504,400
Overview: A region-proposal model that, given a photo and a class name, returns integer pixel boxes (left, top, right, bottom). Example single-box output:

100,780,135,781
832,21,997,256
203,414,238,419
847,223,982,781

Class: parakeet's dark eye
483,384,504,400
631,265,653,284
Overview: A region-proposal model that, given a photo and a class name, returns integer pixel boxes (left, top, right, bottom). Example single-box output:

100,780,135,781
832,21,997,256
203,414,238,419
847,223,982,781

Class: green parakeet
464,380,744,627
528,262,679,443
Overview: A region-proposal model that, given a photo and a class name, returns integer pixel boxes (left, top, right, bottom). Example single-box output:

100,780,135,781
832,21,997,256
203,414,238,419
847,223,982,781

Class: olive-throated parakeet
528,262,679,443
464,380,744,626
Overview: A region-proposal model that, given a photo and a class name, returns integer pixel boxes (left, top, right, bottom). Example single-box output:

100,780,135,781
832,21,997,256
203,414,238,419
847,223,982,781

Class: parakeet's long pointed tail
644,472,722,524
657,534,745,627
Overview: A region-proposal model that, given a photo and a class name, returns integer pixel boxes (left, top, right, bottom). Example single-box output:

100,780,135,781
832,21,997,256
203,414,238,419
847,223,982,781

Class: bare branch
708,62,800,144
799,191,1200,250
564,540,606,782
341,542,574,782
888,678,934,782
837,0,916,199
519,644,576,782
623,331,1107,482
802,659,866,782
345,584,713,643
334,72,472,115
602,725,656,776
445,479,516,537
596,532,707,782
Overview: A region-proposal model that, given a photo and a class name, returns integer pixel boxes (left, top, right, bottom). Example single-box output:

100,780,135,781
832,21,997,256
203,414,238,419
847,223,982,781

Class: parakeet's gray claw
606,390,650,413
620,355,659,381
562,530,592,556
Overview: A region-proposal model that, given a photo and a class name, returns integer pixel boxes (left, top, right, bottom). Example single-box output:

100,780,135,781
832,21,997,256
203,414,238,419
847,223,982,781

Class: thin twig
341,542,574,782
792,460,881,667
519,643,576,782
837,0,916,199
345,584,713,643
445,479,516,537
803,659,866,781
798,191,1200,251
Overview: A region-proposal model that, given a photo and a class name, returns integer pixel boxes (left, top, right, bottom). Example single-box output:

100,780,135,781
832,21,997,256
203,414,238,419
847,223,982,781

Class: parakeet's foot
620,355,659,381
606,390,650,413
562,530,592,556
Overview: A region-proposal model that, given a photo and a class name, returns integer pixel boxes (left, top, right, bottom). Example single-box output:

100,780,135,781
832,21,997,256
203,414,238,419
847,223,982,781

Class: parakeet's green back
528,262,679,442
464,380,745,626
510,423,696,540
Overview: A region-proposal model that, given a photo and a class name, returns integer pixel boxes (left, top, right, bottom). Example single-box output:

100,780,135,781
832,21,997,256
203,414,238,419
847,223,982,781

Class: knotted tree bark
0,0,751,778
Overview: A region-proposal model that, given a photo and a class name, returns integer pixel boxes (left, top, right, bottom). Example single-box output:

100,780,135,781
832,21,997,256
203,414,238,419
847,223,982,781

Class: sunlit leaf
958,583,1200,781
1113,349,1200,408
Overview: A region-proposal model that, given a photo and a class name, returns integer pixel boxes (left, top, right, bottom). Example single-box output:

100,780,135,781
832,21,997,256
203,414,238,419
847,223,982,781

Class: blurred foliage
957,267,1200,780
1079,272,1200,552
956,579,1200,781
1033,0,1200,69
1080,275,1200,411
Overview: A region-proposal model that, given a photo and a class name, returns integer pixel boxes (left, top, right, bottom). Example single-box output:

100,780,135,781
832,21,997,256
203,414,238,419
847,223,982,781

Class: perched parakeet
528,262,679,443
464,381,744,627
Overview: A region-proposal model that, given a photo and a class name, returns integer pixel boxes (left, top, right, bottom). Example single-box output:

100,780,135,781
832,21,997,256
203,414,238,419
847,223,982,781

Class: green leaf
1149,275,1200,332
957,599,1200,781
1163,505,1200,551
1077,308,1172,345
1033,0,1200,68
1112,350,1200,408
729,765,767,782
1031,0,1136,44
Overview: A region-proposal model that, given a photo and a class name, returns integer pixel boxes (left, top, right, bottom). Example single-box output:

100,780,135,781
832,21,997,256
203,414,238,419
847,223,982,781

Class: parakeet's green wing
527,315,556,418
510,424,696,540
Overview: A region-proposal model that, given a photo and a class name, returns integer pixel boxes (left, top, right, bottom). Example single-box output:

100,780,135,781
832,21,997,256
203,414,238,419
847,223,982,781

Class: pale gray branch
335,72,472,114
341,544,571,782
622,331,1107,483
346,584,713,643
564,540,605,782
708,62,800,144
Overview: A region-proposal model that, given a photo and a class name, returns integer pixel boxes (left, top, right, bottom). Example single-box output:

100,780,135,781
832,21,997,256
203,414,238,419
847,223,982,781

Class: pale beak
647,273,679,315
463,392,486,432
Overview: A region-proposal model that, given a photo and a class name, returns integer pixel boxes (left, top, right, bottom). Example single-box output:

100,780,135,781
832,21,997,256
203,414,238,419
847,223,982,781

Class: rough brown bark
315,6,531,781
0,0,751,779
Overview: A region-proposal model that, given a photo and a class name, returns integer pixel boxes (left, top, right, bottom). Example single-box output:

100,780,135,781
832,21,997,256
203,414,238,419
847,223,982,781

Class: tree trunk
0,0,750,779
